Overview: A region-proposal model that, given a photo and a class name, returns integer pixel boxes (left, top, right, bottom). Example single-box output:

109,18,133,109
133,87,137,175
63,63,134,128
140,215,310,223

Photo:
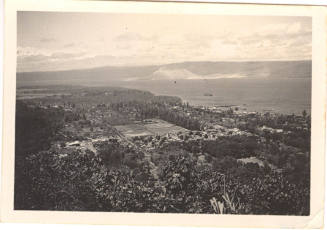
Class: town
15,85,310,214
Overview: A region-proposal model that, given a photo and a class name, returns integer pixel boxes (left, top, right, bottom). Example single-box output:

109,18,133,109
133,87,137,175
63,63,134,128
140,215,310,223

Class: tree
302,110,307,118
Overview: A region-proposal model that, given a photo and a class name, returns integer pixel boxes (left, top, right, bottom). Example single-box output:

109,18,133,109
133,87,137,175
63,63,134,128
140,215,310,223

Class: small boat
204,93,213,96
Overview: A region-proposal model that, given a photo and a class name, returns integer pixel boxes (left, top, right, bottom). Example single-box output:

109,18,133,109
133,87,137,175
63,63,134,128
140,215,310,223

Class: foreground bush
15,148,309,215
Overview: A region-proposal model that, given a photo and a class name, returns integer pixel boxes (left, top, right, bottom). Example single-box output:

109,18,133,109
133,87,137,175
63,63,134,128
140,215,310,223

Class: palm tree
302,110,307,118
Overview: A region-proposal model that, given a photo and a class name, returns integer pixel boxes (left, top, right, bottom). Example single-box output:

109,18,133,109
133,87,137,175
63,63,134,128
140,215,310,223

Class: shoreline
16,84,311,117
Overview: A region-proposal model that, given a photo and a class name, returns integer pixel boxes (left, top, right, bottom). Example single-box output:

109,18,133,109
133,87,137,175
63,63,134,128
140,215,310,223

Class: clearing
115,119,188,138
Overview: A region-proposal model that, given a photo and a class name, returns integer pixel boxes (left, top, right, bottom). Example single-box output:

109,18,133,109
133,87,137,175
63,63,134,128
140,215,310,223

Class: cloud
18,46,85,59
116,43,132,50
17,18,312,72
40,37,57,43
17,46,90,72
63,43,75,48
18,54,49,63
17,54,133,72
51,52,85,59
215,21,311,61
17,46,48,56
114,32,155,42
221,21,311,44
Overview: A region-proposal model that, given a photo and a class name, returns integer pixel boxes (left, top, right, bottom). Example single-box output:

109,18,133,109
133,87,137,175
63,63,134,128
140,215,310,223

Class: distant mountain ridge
17,60,311,84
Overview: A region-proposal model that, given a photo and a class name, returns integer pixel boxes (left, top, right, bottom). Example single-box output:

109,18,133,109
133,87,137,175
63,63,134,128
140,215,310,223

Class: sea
119,78,311,115
17,78,311,115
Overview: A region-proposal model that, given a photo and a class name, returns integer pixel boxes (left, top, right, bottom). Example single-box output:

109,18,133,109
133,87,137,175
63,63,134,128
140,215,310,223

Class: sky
17,12,311,72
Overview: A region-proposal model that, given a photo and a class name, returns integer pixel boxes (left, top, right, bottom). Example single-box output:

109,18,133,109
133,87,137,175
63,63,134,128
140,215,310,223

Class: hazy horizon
16,59,311,74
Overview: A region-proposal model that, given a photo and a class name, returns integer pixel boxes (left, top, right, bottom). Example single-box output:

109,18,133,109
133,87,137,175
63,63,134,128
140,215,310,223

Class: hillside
17,60,311,85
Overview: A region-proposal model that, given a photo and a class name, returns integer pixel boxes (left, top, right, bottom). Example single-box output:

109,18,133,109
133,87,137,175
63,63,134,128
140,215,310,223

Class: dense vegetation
15,101,65,209
16,144,309,214
15,99,310,215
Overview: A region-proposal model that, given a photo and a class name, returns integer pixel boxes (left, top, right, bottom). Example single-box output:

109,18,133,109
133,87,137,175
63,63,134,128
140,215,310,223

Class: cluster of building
24,87,310,175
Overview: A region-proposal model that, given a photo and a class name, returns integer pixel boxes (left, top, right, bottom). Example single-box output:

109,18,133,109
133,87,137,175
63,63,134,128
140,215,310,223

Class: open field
115,119,188,138
114,124,152,138
143,119,188,134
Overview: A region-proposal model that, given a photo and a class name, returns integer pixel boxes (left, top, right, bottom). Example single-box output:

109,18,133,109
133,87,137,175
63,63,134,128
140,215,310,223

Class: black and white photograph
13,11,313,215
1,0,327,228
